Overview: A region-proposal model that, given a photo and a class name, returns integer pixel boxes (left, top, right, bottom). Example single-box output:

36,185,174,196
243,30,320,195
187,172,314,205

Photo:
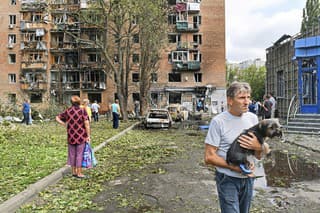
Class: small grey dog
226,119,283,174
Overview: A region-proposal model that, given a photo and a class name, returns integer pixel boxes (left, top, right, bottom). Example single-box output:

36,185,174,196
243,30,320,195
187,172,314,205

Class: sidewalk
0,122,140,213
284,133,320,153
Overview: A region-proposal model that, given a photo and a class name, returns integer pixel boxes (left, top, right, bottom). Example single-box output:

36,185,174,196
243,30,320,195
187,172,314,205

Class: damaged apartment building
0,0,226,113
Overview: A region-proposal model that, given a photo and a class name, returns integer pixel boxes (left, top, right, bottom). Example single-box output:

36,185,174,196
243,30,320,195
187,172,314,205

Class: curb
0,122,140,213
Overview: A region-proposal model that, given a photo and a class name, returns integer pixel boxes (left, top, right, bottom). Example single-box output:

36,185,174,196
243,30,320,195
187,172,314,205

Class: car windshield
149,113,168,119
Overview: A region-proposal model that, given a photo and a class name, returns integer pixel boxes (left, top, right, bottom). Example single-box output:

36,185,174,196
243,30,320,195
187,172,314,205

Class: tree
79,0,168,120
227,65,266,101
301,0,320,33
137,0,168,116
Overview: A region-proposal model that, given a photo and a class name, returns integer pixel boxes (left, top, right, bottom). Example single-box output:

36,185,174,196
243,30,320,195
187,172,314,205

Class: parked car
167,104,189,121
144,109,172,129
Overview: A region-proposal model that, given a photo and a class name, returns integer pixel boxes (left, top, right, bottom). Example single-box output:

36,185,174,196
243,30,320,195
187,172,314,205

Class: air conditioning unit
8,24,14,29
8,43,13,49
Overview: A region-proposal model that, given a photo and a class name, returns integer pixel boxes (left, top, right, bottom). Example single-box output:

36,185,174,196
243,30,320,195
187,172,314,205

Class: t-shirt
205,111,259,178
22,102,30,113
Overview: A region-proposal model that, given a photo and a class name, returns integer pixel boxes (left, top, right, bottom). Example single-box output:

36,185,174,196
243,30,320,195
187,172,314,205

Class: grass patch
18,129,204,212
0,119,134,203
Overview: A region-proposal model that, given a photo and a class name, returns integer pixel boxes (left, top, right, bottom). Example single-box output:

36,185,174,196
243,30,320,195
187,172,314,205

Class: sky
226,0,306,63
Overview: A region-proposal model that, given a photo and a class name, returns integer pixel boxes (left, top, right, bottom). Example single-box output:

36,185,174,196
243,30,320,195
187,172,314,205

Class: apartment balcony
51,82,80,91
80,62,103,69
20,81,47,91
21,61,47,70
20,21,47,31
51,64,80,71
81,81,106,91
177,41,200,50
186,2,200,13
51,22,80,32
176,21,199,32
172,61,200,71
21,41,47,51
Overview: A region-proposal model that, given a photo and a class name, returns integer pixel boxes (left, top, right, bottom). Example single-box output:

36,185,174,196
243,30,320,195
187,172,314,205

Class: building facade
0,0,226,114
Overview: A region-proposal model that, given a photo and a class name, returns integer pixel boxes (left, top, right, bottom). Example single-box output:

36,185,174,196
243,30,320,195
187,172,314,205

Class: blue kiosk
294,35,320,113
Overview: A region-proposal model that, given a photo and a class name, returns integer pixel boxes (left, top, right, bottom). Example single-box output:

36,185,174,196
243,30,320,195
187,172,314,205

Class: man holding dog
205,82,265,213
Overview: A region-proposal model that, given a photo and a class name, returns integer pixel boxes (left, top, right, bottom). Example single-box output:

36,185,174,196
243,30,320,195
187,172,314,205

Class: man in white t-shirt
204,82,264,213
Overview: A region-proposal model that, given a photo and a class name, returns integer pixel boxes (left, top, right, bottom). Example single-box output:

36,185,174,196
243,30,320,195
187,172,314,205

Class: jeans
22,112,30,125
112,112,119,129
215,171,254,213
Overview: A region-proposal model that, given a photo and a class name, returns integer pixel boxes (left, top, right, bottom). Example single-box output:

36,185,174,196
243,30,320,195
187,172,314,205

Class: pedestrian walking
91,100,100,122
56,95,91,178
111,99,121,129
205,82,265,213
21,99,31,125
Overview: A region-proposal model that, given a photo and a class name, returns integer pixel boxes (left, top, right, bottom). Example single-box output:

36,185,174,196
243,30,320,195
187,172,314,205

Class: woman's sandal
75,174,87,179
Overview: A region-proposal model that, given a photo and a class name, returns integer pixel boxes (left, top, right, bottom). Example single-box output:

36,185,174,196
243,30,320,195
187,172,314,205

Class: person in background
134,100,140,119
56,95,90,178
21,99,31,125
248,100,256,114
91,100,100,122
268,93,276,118
262,94,272,119
111,99,121,129
81,99,92,122
205,82,264,213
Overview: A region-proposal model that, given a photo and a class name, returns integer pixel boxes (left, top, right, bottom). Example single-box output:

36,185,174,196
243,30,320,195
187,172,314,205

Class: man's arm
204,144,241,173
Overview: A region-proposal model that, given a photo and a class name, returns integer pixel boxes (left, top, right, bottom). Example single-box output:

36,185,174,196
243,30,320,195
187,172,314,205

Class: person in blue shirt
21,99,31,125
110,99,121,129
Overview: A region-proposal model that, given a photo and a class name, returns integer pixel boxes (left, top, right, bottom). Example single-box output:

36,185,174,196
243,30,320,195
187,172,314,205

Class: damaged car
144,109,172,129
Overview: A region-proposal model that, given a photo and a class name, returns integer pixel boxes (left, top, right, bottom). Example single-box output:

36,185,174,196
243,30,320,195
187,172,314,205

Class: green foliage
0,120,134,203
227,65,266,101
301,0,320,33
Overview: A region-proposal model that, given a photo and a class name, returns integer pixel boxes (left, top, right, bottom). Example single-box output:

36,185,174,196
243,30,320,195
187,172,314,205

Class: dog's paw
239,164,252,175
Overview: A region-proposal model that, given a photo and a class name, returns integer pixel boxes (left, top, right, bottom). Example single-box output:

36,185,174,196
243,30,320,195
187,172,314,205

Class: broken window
151,93,159,106
132,93,140,101
151,73,158,82
132,73,139,82
8,74,16,83
8,34,16,44
8,54,16,64
168,73,181,82
31,14,42,22
132,54,139,63
168,14,177,25
133,34,139,43
172,51,188,62
88,93,102,103
194,73,202,82
9,15,16,25
30,93,42,103
114,54,119,63
8,94,16,104
169,92,181,104
193,34,202,45
168,34,181,43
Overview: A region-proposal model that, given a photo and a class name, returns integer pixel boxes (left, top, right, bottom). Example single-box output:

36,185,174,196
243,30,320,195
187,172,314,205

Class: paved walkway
285,133,320,153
